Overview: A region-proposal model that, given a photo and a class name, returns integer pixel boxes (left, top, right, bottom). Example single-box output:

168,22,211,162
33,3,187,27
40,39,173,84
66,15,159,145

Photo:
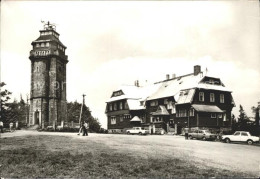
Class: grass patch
0,135,250,178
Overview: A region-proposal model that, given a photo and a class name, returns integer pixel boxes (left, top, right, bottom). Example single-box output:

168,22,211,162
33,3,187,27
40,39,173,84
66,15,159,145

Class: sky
1,0,260,128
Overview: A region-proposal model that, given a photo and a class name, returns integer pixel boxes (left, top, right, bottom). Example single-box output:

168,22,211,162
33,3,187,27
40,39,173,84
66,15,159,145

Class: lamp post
79,94,86,124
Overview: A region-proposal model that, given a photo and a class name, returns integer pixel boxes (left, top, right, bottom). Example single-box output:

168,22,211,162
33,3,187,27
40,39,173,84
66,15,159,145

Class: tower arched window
36,66,39,72
36,43,40,47
46,42,49,47
41,43,45,47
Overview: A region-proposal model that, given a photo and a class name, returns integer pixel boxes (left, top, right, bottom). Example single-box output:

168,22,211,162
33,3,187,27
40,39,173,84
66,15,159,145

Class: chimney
194,65,201,76
172,74,176,79
166,74,170,80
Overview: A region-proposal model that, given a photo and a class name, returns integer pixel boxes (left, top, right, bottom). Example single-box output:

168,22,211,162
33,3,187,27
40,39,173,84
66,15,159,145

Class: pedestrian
0,120,3,133
82,121,88,136
184,128,189,140
9,122,13,132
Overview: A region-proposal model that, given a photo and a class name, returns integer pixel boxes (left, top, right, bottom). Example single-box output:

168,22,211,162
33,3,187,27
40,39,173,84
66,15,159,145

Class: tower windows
41,43,45,47
36,43,40,47
46,42,49,47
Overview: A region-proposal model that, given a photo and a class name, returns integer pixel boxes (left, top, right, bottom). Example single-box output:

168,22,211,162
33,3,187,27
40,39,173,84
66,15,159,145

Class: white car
126,127,149,135
222,131,259,145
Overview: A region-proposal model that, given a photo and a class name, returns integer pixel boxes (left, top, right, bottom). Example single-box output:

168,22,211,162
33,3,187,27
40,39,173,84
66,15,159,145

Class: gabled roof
147,73,203,101
130,116,142,122
151,105,170,116
147,73,231,102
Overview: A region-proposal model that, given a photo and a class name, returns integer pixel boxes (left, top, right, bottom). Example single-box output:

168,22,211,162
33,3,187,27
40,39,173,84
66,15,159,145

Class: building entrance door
34,111,39,124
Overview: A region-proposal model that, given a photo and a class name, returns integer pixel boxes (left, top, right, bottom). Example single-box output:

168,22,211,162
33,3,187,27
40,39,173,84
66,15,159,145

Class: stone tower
29,22,68,129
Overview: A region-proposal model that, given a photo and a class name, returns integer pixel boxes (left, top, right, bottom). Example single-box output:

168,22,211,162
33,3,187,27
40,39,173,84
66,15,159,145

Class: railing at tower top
29,49,68,61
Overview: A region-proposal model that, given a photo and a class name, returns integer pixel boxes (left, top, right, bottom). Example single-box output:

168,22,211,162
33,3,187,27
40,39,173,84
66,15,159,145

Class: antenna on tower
41,20,56,31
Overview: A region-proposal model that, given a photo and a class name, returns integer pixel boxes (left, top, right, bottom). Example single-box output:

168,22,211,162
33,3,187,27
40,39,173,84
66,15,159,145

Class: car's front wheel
138,132,142,135
127,131,130,135
225,138,231,143
247,140,253,145
189,135,193,139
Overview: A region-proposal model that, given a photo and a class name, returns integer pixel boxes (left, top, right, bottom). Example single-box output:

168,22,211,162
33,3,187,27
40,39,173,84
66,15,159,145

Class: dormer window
150,100,158,106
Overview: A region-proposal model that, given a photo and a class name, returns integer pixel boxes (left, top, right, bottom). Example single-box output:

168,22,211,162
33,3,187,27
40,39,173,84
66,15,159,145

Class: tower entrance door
34,111,39,125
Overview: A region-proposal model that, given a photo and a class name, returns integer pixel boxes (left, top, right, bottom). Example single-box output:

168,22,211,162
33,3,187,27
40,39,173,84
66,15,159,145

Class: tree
67,101,101,132
251,104,259,127
237,105,249,130
0,82,12,124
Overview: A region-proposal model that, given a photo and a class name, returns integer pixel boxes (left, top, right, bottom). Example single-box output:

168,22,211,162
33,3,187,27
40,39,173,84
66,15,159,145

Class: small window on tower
36,43,40,47
46,42,49,47
41,43,45,47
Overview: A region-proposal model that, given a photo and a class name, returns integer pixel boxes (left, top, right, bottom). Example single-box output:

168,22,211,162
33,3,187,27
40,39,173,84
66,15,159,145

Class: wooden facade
106,65,235,134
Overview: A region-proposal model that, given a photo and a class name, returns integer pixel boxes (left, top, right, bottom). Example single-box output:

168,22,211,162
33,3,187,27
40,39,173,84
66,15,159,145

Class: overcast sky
1,1,260,128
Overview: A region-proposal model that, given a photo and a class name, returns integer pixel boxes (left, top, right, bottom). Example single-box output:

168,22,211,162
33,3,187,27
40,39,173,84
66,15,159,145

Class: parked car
188,130,217,141
221,131,259,145
126,127,149,135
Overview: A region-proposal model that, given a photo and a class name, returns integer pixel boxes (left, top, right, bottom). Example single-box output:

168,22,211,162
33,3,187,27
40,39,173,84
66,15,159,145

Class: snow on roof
107,73,231,105
151,105,170,115
177,89,196,104
127,99,144,110
192,104,223,113
130,116,142,122
147,73,203,101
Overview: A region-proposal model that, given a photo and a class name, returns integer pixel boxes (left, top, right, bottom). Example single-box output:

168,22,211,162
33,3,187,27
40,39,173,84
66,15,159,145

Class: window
199,92,204,101
111,117,116,125
178,109,187,117
124,102,128,109
120,116,123,122
234,132,240,136
109,104,112,111
210,93,215,102
124,114,131,119
113,103,117,111
46,42,49,47
36,43,40,47
164,99,168,105
218,114,223,118
184,90,189,95
41,43,45,47
150,100,158,106
36,66,39,72
211,113,216,118
241,132,248,136
189,108,194,116
220,94,224,103
119,102,123,110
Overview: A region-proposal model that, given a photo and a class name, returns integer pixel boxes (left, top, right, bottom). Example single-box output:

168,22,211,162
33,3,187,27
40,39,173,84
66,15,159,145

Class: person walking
184,128,189,140
9,122,13,132
82,121,88,136
0,120,4,133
